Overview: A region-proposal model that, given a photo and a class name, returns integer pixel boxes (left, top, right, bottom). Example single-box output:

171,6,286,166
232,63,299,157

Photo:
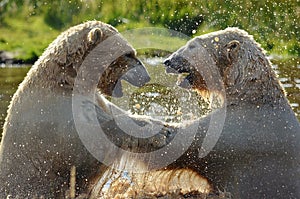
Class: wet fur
0,21,160,198
165,28,300,198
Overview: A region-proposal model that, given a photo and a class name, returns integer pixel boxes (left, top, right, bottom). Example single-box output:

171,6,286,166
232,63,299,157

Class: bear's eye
124,52,133,57
189,45,196,50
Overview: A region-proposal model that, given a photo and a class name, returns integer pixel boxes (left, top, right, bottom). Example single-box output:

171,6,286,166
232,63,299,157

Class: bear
0,21,175,198
164,27,300,198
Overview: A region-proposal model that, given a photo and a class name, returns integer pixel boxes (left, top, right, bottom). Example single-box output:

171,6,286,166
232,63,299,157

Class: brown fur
0,21,150,198
164,28,300,198
89,155,228,199
166,28,286,106
98,51,138,96
20,21,139,96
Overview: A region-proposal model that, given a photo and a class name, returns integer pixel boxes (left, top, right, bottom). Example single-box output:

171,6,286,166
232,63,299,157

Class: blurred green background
0,0,299,132
0,0,299,61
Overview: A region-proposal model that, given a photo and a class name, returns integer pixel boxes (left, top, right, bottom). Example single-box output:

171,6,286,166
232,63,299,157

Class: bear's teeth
177,74,192,89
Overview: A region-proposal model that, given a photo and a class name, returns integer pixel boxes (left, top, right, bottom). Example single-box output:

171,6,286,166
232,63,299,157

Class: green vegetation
0,0,299,61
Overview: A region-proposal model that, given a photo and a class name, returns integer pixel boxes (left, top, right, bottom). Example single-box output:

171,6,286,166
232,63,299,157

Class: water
0,58,299,134
0,65,30,131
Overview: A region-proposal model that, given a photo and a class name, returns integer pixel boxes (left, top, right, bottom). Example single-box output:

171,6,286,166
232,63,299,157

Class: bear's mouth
164,56,208,93
99,56,150,98
111,63,150,97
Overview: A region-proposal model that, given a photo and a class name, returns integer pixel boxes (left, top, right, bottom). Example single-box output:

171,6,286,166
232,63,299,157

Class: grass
121,26,189,52
0,19,190,61
0,15,60,61
0,0,299,61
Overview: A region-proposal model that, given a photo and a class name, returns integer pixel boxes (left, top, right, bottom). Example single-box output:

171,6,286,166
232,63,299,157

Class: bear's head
26,21,150,98
164,27,284,105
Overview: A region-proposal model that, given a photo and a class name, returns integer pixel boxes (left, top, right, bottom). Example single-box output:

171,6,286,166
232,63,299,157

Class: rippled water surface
0,57,299,133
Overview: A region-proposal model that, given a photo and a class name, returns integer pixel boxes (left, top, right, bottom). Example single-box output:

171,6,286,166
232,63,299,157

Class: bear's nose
163,59,171,66
163,59,180,74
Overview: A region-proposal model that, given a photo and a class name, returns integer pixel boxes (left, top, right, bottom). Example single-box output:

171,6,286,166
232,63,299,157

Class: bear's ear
225,40,240,64
88,28,103,45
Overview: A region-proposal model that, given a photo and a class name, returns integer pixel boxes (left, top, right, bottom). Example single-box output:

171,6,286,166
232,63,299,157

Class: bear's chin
171,69,224,107
176,75,224,108
176,73,210,100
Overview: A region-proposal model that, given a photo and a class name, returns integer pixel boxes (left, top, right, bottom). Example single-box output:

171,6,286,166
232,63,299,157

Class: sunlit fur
0,21,148,198
169,28,286,106
164,27,300,198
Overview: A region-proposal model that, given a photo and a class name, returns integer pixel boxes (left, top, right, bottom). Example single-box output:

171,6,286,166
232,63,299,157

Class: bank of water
0,58,299,135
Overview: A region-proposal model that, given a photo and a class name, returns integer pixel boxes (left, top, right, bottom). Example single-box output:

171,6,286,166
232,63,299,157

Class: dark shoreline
0,49,171,66
0,51,37,65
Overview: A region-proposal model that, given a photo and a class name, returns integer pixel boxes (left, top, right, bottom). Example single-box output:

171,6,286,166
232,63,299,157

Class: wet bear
164,27,300,198
0,21,172,198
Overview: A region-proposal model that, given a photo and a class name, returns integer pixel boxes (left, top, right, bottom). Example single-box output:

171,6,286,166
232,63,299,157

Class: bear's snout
163,56,191,74
164,58,179,74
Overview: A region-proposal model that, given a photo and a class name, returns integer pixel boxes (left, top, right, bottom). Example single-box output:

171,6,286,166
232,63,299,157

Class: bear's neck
226,69,288,107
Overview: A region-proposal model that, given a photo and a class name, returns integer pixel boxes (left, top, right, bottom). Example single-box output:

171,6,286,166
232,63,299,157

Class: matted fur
0,21,152,198
165,27,286,106
22,21,117,91
164,28,300,198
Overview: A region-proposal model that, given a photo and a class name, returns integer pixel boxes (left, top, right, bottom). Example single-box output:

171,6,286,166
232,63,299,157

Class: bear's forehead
196,34,236,44
193,28,249,45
